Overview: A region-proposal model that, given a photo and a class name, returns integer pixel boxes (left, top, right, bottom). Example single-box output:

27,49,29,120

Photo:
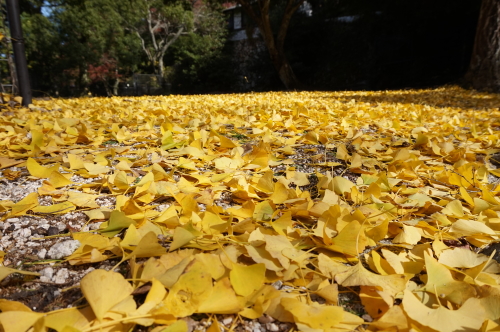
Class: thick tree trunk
236,0,304,90
464,0,500,92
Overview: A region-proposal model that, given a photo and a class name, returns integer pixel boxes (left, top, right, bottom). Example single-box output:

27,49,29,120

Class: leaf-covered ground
1,86,500,332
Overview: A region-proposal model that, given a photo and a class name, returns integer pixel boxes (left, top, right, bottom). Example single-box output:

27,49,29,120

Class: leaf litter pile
1,86,500,332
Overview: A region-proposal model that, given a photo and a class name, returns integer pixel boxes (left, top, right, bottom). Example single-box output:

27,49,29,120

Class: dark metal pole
6,0,32,106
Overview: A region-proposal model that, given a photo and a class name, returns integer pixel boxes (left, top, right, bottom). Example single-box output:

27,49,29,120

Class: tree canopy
15,0,226,96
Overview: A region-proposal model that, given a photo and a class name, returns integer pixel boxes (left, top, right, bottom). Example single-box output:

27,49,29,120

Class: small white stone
40,276,51,283
272,280,283,290
222,317,233,325
252,322,262,332
56,223,67,232
40,267,54,280
20,228,32,237
47,240,81,259
362,314,373,322
89,222,102,230
37,249,47,260
53,268,69,284
267,323,279,332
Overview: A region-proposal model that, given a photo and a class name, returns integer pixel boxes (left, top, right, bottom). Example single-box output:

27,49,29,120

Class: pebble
222,316,233,325
40,267,54,283
251,322,262,332
267,323,279,331
56,222,67,232
53,268,69,284
47,240,81,259
362,314,373,322
47,226,59,236
37,248,47,260
271,280,283,290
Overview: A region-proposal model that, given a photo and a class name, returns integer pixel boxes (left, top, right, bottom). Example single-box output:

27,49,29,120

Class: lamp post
6,0,32,106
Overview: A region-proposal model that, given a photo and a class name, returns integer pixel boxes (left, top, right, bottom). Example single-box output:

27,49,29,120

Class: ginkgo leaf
124,231,167,259
67,154,85,170
317,253,350,279
129,278,167,326
6,192,38,218
161,320,188,332
441,199,465,218
32,201,75,214
245,245,283,271
80,269,134,322
335,261,407,297
48,171,73,188
197,277,243,314
100,210,137,236
281,297,344,329
0,157,23,169
439,247,488,268
253,200,274,221
206,317,221,332
26,158,59,178
326,219,366,256
84,162,109,175
44,306,95,331
0,311,44,332
0,267,39,282
369,305,409,331
450,219,496,237
393,224,422,245
281,297,363,330
402,289,485,332
164,261,213,317
66,191,100,208
230,263,266,296
315,282,338,305
421,251,476,305
332,176,355,195
169,225,200,252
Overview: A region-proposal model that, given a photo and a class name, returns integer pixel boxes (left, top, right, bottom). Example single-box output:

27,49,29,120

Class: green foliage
19,0,142,95
14,0,226,96
165,1,230,92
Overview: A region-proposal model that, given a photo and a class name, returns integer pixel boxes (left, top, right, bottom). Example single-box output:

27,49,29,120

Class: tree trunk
6,49,18,95
464,0,500,92
158,57,164,79
236,0,304,90
277,60,301,90
262,33,301,90
113,76,120,96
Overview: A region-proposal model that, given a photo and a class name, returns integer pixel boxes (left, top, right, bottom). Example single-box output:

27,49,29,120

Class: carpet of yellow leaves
1,86,500,331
